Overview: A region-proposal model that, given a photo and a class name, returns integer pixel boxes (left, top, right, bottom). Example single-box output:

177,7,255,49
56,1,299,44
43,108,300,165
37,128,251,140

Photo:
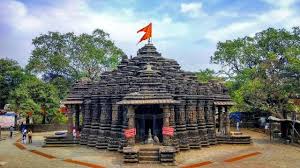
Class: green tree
26,29,124,99
212,27,300,118
0,58,26,109
9,75,60,124
196,68,224,83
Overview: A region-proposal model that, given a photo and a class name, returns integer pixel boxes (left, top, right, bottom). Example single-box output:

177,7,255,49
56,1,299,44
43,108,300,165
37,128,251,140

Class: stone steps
139,151,158,156
139,147,159,151
43,136,79,147
42,144,78,147
217,135,252,144
45,141,78,144
123,147,138,163
139,161,160,164
123,146,176,164
139,155,159,161
138,148,159,163
159,146,176,164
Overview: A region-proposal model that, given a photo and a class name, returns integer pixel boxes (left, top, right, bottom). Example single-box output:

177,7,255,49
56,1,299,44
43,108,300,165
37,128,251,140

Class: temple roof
64,43,233,106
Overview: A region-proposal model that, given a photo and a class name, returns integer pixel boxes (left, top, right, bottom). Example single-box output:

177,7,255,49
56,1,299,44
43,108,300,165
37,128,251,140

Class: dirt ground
0,129,299,168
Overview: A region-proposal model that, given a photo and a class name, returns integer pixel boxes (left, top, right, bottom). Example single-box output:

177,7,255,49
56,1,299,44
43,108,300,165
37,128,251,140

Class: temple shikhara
57,43,250,164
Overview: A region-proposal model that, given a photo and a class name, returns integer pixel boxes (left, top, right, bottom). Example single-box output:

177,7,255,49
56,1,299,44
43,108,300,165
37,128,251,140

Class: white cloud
0,0,196,69
180,2,205,18
0,0,299,71
215,11,239,18
262,0,296,8
0,0,43,31
204,1,299,43
0,0,191,42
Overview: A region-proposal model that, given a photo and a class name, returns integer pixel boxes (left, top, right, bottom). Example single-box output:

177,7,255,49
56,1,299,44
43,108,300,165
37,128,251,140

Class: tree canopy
26,29,124,99
211,27,300,118
0,58,62,124
196,68,224,83
9,75,61,124
0,58,26,109
1,28,124,124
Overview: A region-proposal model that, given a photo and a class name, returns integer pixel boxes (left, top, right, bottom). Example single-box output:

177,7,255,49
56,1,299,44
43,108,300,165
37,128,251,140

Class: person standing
236,121,240,132
22,128,27,144
264,123,269,134
72,127,77,139
9,126,14,138
28,130,32,144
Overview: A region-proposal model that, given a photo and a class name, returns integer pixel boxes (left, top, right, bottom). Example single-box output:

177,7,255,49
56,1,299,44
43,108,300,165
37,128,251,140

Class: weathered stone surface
63,43,235,163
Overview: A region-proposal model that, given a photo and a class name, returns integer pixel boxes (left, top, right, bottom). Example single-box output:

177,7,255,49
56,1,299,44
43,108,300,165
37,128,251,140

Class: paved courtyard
0,129,300,168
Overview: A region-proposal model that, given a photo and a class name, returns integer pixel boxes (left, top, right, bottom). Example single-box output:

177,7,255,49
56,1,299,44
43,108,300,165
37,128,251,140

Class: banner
162,127,174,136
124,128,136,138
0,114,15,128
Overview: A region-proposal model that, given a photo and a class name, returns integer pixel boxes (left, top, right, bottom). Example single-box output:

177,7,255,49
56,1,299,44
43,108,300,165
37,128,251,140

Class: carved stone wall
65,43,233,152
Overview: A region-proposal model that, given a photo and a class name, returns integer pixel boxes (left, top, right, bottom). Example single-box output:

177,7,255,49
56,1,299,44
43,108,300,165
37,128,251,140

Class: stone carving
64,43,233,152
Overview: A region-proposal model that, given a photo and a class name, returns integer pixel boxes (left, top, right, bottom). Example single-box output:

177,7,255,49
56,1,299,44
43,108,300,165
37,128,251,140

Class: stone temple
60,43,246,163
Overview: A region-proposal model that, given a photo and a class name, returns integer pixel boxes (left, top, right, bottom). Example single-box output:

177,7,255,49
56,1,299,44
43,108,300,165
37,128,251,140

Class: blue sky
0,0,299,71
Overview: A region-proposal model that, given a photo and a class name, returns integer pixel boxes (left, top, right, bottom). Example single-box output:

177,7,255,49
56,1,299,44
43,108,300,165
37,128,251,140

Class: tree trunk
42,115,46,124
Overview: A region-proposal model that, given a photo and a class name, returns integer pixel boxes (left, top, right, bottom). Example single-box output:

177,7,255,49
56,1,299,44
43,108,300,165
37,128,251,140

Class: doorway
135,104,163,143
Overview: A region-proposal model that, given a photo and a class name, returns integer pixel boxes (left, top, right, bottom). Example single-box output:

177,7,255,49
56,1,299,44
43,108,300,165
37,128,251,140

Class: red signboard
162,127,174,136
124,128,136,138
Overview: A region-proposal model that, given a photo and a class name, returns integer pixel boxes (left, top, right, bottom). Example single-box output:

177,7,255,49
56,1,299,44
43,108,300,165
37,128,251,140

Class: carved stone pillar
96,99,111,149
119,106,128,151
221,106,225,135
108,101,120,151
215,106,219,132
67,104,74,137
216,106,220,132
169,105,175,127
175,99,189,150
88,97,100,147
197,100,208,146
206,100,217,145
225,106,230,135
162,104,171,145
80,99,92,145
127,105,135,145
81,104,85,129
169,105,176,147
186,99,200,149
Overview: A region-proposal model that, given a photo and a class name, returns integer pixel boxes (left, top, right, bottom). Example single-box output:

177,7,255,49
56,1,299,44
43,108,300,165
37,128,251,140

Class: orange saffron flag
137,23,152,43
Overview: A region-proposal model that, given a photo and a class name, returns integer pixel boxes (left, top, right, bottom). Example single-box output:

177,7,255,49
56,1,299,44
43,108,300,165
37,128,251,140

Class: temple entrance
135,104,163,143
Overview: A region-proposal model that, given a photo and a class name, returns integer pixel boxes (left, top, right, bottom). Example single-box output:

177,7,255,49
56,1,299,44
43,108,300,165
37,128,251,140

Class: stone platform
43,135,79,147
217,132,252,144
